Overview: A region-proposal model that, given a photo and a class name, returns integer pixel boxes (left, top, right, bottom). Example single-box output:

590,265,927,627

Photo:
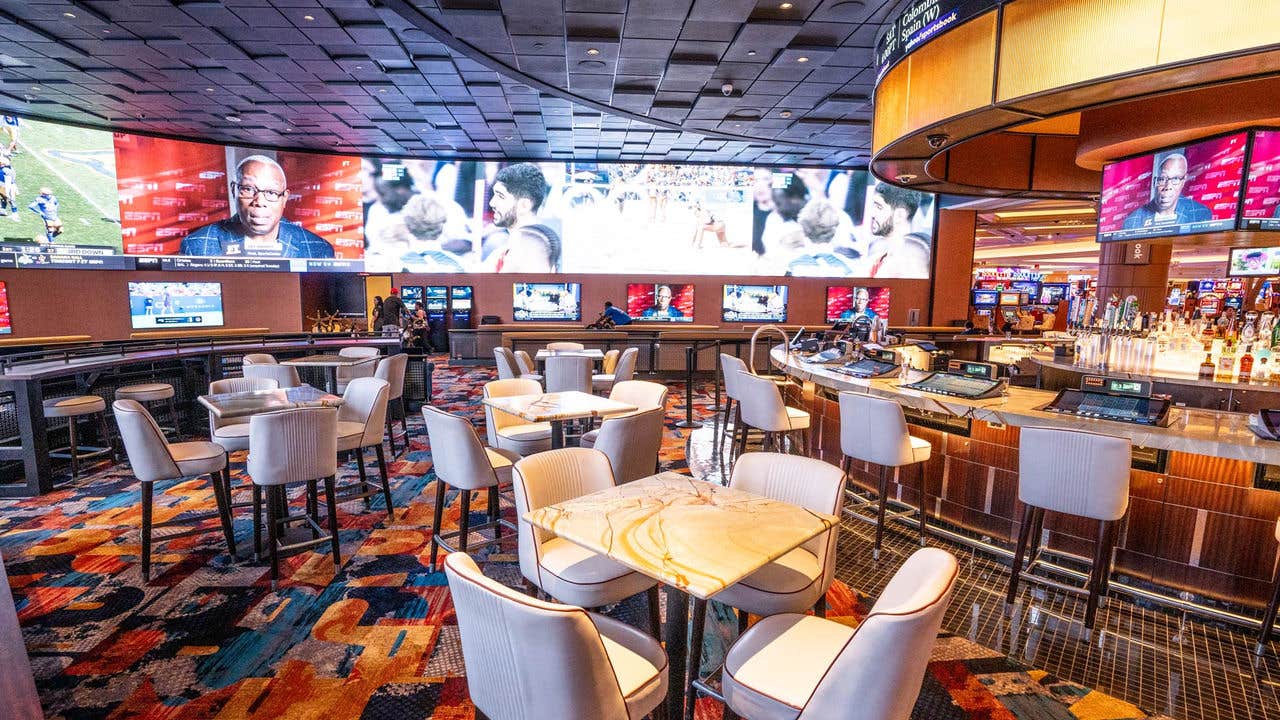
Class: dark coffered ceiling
0,0,899,166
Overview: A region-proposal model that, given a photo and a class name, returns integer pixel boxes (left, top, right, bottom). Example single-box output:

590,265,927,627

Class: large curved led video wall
0,114,936,279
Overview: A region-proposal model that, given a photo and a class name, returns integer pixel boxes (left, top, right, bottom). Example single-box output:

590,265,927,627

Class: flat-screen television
1038,283,1069,304
1009,280,1040,295
1227,246,1280,277
128,281,224,329
513,282,581,322
722,284,787,323
825,286,891,323
450,285,473,310
972,289,1000,306
1098,132,1247,241
1241,129,1280,231
998,291,1022,306
424,285,448,311
626,283,693,322
400,285,423,310
0,281,10,335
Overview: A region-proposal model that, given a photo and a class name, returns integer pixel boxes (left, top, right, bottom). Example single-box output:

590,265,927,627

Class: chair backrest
608,380,668,411
545,355,593,394
594,407,665,484
546,341,585,351
113,399,181,483
512,448,616,584
601,349,620,374
207,377,279,432
515,350,537,375
483,378,543,447
338,377,390,448
244,363,301,389
612,347,638,382
733,370,791,433
799,548,958,720
1018,426,1131,521
838,392,914,467
246,406,338,486
375,353,409,400
242,353,277,365
339,346,380,359
443,552,632,719
730,452,844,567
337,346,380,382
494,347,520,380
720,353,749,401
422,406,499,491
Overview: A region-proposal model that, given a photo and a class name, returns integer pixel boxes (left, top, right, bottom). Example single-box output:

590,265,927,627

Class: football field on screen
0,116,122,250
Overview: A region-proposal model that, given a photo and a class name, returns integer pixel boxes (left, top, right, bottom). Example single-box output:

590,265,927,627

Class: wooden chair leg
354,447,371,509
1259,569,1280,652
211,470,237,558
459,490,472,552
1007,503,1034,604
1084,519,1112,629
68,418,79,480
252,485,263,561
375,443,394,520
385,413,398,457
397,398,409,443
305,479,319,539
873,465,890,560
487,486,500,538
140,481,153,580
266,486,281,590
1027,507,1046,564
814,594,827,618
429,480,447,572
324,475,342,569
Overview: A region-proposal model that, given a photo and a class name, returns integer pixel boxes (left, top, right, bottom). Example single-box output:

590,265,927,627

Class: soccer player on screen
28,187,61,243
181,155,335,259
1121,153,1212,230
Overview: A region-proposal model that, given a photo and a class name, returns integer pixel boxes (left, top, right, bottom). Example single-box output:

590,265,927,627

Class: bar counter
770,345,1280,617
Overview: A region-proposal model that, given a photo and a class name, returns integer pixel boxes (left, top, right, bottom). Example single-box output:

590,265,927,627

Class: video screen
1098,132,1247,241
825,286,890,323
513,282,581,322
1241,130,1280,231
1009,280,1040,295
999,292,1022,305
722,284,788,323
972,289,1000,306
1227,247,1280,277
1038,283,1069,304
400,285,423,310
425,285,448,311
128,281,224,329
451,285,473,310
626,283,693,322
0,281,10,334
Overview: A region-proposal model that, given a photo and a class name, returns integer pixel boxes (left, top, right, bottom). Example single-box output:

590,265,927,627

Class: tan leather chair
546,341,585,351
592,346,638,394
336,377,393,518
720,548,958,720
483,378,552,457
444,552,668,720
207,377,279,454
422,406,520,572
244,363,301,389
582,408,665,484
600,348,621,374
712,453,844,619
545,355,593,394
1008,426,1130,629
513,448,660,624
335,346,379,393
374,353,410,456
113,399,233,581
734,370,809,455
839,391,933,559
247,406,340,590
242,353,277,365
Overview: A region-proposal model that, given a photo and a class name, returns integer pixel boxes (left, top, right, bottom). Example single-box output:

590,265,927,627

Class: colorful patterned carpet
0,359,1167,719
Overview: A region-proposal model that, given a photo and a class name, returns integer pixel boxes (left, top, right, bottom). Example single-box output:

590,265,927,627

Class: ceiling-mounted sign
874,0,1004,83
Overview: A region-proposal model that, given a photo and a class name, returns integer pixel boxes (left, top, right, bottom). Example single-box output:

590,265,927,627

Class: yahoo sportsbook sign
875,0,1003,83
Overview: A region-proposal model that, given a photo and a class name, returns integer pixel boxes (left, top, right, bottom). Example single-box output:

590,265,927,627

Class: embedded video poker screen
128,281,225,329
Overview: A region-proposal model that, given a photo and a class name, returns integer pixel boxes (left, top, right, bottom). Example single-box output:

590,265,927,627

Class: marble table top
524,472,839,599
280,354,378,368
482,390,635,422
772,345,1280,465
198,384,342,419
534,349,606,360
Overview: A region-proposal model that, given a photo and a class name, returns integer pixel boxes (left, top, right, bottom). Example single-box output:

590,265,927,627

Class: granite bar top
773,346,1280,465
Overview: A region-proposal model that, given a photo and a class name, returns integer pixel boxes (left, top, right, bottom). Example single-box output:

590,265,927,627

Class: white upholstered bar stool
44,395,116,481
592,347,638,394
242,353,277,365
116,382,181,439
718,548,958,720
1007,426,1130,630
545,354,593,393
733,370,809,456
546,341,585,351
513,448,661,632
444,552,668,720
335,377,393,518
514,350,543,383
244,363,301,388
838,392,933,560
113,399,234,581
1259,519,1280,654
422,406,520,572
335,346,379,393
493,346,521,380
483,378,552,457
247,406,341,590
207,377,279,454
583,408,666,484
375,353,410,456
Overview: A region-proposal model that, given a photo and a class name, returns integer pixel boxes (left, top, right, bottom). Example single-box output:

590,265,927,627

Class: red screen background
1098,133,1246,234
825,286,891,322
626,283,695,319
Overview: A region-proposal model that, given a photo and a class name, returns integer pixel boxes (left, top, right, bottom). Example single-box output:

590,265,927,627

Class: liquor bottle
1218,337,1237,378
1239,344,1254,380
1255,356,1270,382
1199,353,1216,380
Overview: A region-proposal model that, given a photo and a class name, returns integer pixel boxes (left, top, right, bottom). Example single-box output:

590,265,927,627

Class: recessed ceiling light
303,14,315,21
586,48,600,56
378,88,386,93
62,12,76,18
101,29,110,33
779,2,793,8
205,87,215,92
225,115,242,123
355,65,363,70
796,56,809,63
746,50,757,57
504,135,514,140
780,110,792,118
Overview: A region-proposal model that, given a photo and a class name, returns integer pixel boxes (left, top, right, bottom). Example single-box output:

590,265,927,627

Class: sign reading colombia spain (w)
875,0,1004,83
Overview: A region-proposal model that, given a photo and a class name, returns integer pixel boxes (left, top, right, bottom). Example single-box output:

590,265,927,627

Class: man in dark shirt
379,288,408,332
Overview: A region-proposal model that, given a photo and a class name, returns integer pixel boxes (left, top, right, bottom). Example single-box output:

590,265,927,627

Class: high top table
525,472,839,718
481,390,634,449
